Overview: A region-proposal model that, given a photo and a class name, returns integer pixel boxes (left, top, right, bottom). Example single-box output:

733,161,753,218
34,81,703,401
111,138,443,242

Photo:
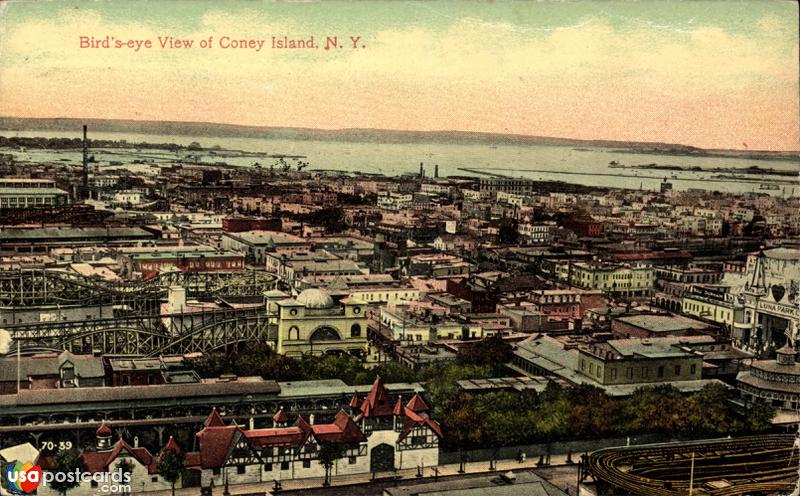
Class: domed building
275,288,368,357
738,342,800,412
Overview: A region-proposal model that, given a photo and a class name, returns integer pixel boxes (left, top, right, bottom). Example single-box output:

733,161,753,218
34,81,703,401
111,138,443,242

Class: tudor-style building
273,288,369,358
38,423,178,496
187,377,441,487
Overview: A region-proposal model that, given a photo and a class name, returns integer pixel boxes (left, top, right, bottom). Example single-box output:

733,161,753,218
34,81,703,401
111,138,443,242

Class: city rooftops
615,314,714,334
0,187,68,196
0,227,153,241
126,250,241,261
225,230,305,246
763,247,800,261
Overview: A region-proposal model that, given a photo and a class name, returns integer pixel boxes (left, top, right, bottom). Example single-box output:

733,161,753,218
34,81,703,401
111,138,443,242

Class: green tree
317,442,343,486
457,333,513,375
744,403,776,433
354,361,418,385
158,450,185,496
49,452,83,496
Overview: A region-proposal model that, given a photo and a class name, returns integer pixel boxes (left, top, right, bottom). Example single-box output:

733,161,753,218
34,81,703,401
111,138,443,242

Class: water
1,129,798,197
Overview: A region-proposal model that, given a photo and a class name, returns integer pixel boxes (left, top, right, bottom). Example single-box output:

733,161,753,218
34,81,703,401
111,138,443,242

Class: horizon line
1,115,798,155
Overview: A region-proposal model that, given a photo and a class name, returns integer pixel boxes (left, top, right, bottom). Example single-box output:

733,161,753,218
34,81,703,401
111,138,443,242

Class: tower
434,164,439,178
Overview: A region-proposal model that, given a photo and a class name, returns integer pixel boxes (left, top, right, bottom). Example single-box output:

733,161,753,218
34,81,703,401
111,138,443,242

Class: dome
296,288,335,309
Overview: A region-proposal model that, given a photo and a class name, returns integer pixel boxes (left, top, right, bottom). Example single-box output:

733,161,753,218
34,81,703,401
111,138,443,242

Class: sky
0,0,798,151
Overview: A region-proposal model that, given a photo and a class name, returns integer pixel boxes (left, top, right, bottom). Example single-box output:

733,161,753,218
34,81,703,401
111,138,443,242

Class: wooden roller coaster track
587,434,797,496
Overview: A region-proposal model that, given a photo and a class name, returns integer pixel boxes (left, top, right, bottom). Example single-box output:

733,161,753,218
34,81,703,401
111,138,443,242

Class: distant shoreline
2,116,798,159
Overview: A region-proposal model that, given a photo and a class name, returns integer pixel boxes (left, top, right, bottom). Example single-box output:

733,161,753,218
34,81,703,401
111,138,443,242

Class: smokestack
82,125,89,190
419,162,424,179
434,164,439,178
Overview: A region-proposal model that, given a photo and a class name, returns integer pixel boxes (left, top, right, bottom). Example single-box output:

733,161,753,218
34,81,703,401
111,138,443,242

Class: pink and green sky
0,0,797,150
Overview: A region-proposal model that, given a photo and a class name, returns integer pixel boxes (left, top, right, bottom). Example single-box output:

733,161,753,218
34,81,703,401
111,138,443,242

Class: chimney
249,417,255,430
82,125,89,191
419,162,424,179
434,164,439,178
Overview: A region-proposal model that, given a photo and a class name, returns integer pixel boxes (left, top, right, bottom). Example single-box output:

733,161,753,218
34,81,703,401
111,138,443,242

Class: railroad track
587,435,797,495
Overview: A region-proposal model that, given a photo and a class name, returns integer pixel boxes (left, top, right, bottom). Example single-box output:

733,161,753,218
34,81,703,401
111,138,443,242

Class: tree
158,450,185,496
317,442,343,486
457,333,512,374
49,452,83,496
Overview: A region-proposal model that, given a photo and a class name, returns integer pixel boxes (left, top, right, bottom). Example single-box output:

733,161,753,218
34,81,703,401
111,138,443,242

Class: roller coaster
1,269,280,355
0,268,279,314
585,434,797,495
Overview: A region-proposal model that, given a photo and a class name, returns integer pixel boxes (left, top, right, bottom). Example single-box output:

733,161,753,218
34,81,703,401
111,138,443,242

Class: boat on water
760,183,780,190
608,161,624,167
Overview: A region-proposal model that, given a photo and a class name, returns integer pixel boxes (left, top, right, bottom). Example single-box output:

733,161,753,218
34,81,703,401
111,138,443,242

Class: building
0,351,106,394
0,178,69,209
611,314,716,339
220,231,306,264
0,227,155,255
189,378,441,486
274,289,369,358
731,248,800,356
737,343,800,412
555,261,655,297
479,177,538,196
38,426,179,496
681,286,736,328
121,250,244,274
510,334,726,396
577,337,704,386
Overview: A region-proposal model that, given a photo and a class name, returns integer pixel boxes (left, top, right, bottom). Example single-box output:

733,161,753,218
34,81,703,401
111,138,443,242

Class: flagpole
16,340,21,394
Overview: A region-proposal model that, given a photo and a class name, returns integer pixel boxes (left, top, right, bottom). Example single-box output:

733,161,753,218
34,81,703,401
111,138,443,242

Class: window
348,456,357,465
626,367,633,379
123,376,131,386
236,465,245,474
151,477,158,482
611,369,617,380
280,462,289,470
350,323,362,338
412,435,426,446
690,364,697,375
658,366,664,379
213,468,221,476
302,460,311,468
264,463,272,472
674,365,681,376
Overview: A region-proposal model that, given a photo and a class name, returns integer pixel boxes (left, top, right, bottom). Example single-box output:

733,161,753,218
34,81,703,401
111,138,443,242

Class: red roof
406,393,429,413
392,397,404,416
161,436,181,456
204,408,225,427
96,421,112,437
349,391,361,409
243,427,307,448
243,410,365,449
81,440,159,474
196,426,239,469
273,409,289,423
398,406,443,440
361,376,395,417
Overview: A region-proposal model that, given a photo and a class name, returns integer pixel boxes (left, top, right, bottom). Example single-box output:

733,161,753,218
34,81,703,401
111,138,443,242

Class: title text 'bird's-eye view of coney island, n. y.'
0,1,799,495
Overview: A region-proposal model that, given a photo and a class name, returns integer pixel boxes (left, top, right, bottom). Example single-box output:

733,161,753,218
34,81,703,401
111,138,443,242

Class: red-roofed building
180,377,441,488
